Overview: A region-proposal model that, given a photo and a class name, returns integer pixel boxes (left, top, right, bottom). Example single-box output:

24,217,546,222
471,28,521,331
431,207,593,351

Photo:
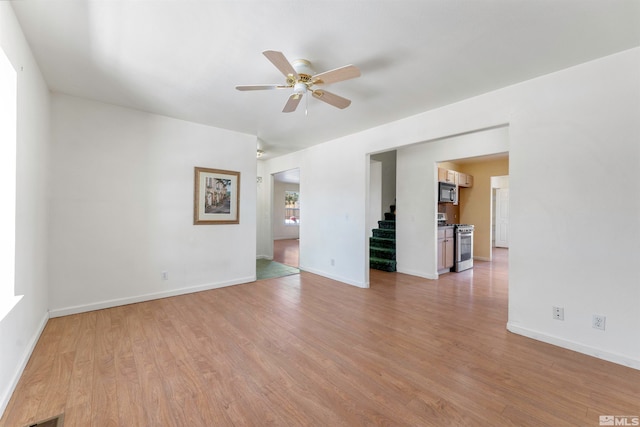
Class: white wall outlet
592,314,606,330
161,271,169,280
552,306,564,320
330,259,335,266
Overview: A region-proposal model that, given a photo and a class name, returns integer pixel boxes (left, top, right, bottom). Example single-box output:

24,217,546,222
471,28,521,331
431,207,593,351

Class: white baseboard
301,266,369,288
49,276,256,318
256,255,272,260
507,322,640,371
397,268,438,280
0,310,49,417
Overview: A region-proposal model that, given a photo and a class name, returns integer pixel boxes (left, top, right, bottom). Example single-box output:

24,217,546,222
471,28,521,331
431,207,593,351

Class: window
284,191,300,225
0,46,22,321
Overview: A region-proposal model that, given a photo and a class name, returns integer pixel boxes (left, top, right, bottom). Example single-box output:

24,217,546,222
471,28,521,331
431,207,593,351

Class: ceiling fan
235,50,361,113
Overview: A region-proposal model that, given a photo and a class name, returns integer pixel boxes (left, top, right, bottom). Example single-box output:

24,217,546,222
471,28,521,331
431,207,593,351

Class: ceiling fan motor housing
292,59,314,82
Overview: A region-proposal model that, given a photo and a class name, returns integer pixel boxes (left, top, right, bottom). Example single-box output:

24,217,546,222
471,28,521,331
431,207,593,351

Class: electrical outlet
161,271,169,280
330,259,335,266
552,306,564,320
592,314,606,330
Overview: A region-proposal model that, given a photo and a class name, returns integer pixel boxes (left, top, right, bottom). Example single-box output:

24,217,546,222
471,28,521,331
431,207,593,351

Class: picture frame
194,167,240,225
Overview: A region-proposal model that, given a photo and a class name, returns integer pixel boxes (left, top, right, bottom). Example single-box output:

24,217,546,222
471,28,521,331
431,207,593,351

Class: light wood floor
2,249,639,426
273,238,299,268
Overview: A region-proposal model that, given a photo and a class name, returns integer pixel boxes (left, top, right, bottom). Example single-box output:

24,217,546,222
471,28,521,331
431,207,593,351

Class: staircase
370,207,396,272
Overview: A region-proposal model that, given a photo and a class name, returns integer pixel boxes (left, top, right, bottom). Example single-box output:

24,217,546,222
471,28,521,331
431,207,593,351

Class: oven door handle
457,231,473,237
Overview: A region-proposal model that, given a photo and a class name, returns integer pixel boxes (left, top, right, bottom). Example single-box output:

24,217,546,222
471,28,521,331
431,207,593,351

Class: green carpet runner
370,216,396,272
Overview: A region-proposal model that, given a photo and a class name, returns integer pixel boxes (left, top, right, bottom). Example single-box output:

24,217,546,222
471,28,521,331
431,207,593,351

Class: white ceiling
273,168,300,184
10,0,640,159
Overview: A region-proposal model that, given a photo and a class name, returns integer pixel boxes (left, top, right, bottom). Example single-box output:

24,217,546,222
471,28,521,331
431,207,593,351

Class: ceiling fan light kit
293,82,307,95
236,50,360,113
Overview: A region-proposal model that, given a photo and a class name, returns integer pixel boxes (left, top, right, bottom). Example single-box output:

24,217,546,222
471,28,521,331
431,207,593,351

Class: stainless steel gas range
453,224,474,272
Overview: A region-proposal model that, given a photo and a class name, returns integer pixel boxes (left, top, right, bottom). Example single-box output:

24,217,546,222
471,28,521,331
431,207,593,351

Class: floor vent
26,414,64,427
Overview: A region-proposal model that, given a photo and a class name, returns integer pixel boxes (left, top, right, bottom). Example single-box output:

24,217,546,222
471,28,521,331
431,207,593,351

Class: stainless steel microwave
439,182,456,203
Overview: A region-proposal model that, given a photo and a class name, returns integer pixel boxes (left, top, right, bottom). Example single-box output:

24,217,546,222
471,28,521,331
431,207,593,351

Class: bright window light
0,46,22,321
284,190,300,225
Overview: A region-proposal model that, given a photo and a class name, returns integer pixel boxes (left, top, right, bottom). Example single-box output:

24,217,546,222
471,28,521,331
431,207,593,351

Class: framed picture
194,167,240,225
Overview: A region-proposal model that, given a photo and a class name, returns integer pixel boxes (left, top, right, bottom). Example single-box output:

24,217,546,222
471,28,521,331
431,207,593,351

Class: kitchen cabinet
437,227,455,273
458,172,473,188
439,167,473,188
438,168,457,184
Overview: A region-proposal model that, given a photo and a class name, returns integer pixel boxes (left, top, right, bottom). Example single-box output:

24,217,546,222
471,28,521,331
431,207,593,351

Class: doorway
491,176,509,249
368,151,397,274
256,168,301,280
272,168,300,266
438,153,509,264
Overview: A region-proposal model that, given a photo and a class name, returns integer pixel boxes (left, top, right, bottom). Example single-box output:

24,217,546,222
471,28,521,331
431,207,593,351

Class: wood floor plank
2,249,640,427
126,302,175,426
63,311,96,427
273,238,299,267
152,299,223,426
33,350,74,422
90,309,118,427
1,319,66,427
110,305,145,427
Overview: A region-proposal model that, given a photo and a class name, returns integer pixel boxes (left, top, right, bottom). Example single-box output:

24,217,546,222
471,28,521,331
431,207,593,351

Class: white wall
371,150,397,214
0,3,51,415
258,48,640,368
272,180,300,240
506,49,640,368
491,175,509,189
491,176,509,247
368,160,382,235
258,143,370,287
49,94,257,316
256,161,271,259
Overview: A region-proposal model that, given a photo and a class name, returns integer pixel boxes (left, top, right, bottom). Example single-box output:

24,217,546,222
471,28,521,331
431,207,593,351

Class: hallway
273,239,299,268
255,239,299,281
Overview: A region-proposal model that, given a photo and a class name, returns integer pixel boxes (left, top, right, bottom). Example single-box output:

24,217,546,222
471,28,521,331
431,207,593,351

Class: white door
495,188,509,248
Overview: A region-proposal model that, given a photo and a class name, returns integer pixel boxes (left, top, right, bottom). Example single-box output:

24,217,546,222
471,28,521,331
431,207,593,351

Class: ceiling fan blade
283,93,302,113
263,50,299,80
312,89,351,109
312,65,361,85
236,84,289,91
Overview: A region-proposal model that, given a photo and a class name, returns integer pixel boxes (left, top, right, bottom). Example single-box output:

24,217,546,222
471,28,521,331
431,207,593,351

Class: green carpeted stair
370,207,396,272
